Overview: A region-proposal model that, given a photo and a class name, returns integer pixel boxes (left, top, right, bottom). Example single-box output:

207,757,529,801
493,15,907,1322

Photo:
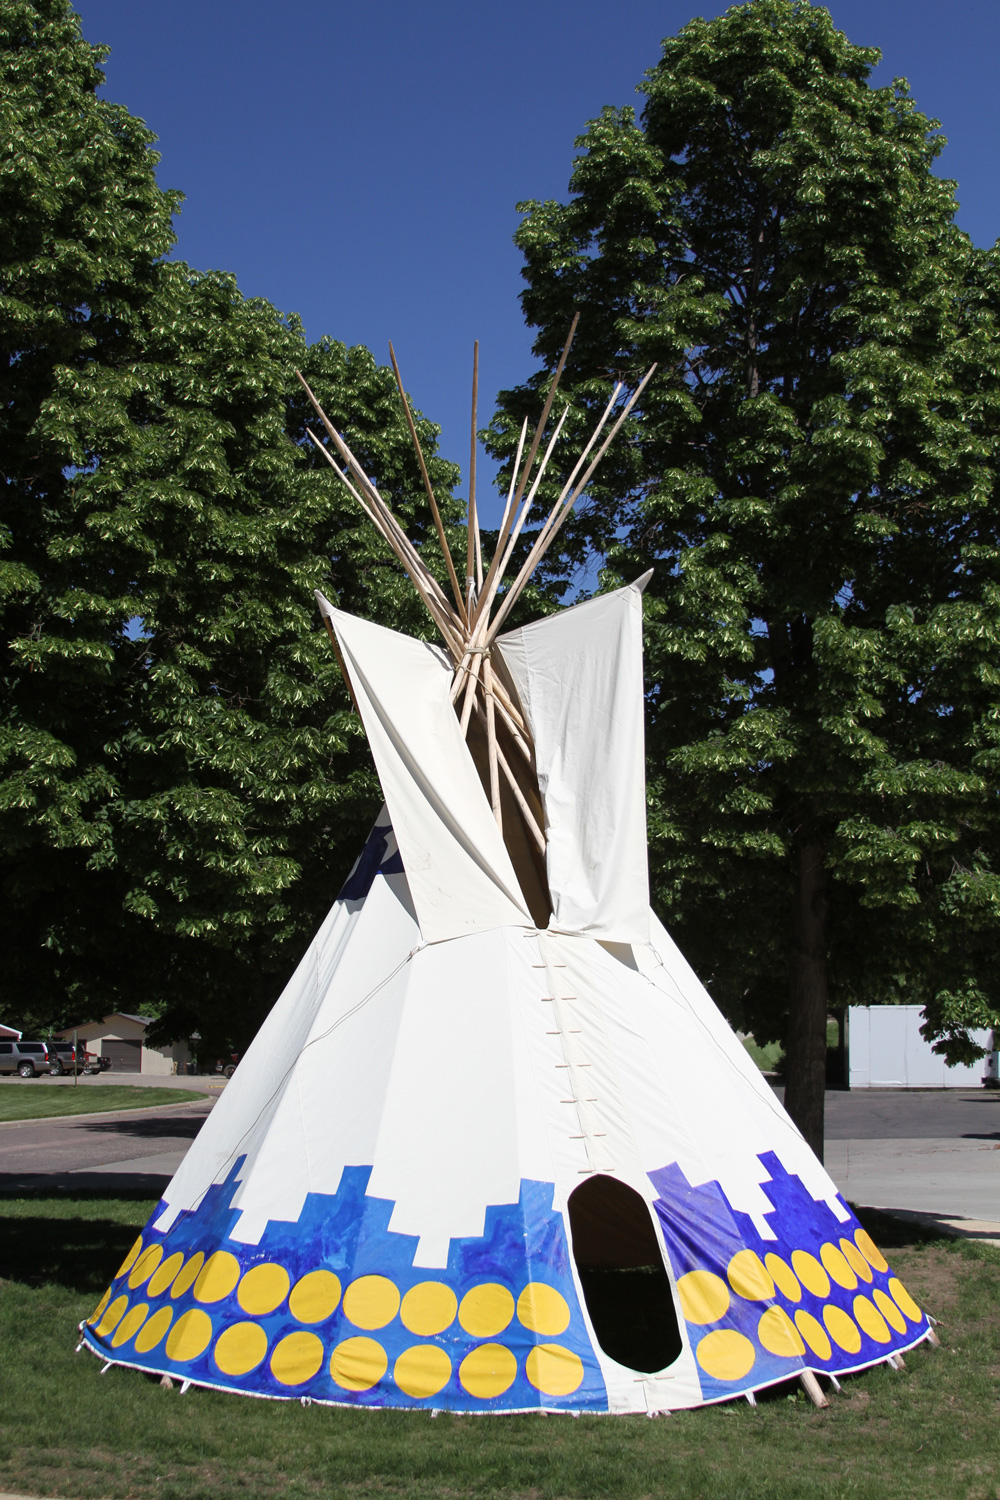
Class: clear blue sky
80,0,1000,524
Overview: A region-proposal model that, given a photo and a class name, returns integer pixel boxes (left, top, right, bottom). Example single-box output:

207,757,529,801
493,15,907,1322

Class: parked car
0,1040,51,1077
47,1041,108,1075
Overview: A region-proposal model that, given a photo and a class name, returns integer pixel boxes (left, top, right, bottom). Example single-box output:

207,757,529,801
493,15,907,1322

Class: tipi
82,330,933,1413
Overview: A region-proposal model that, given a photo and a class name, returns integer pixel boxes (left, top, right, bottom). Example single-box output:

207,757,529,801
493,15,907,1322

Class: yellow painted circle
525,1343,584,1397
237,1263,290,1317
171,1251,205,1298
517,1283,570,1336
853,1295,891,1344
193,1251,241,1305
677,1269,730,1325
727,1250,775,1302
111,1303,149,1349
330,1336,389,1392
888,1277,921,1323
854,1229,888,1274
165,1308,213,1362
128,1243,163,1290
458,1283,515,1338
764,1254,802,1303
115,1236,143,1280
289,1269,342,1324
270,1330,324,1386
820,1242,858,1291
794,1310,832,1360
757,1305,805,1358
148,1251,185,1298
96,1295,129,1338
823,1305,861,1355
400,1281,457,1337
873,1288,907,1334
343,1275,400,1330
214,1321,269,1376
88,1290,111,1326
459,1343,517,1400
134,1305,174,1353
791,1250,830,1299
695,1329,756,1382
393,1344,452,1399
839,1237,873,1284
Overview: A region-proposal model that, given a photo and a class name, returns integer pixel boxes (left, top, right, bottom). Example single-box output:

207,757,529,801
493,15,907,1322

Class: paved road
1,1085,996,1226
819,1088,1000,1226
823,1087,1000,1140
0,1097,215,1193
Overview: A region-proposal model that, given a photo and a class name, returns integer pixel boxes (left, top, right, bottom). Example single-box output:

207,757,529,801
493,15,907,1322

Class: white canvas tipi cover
82,582,930,1412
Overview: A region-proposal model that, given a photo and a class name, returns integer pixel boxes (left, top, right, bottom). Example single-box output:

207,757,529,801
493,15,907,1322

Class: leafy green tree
1,0,460,1049
491,0,1000,1155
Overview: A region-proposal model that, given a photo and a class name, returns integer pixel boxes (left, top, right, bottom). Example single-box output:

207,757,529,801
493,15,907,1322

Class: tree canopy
1,0,460,1050
490,0,1000,1154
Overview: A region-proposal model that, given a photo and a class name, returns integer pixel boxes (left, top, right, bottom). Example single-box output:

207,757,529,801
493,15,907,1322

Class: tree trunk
784,842,829,1161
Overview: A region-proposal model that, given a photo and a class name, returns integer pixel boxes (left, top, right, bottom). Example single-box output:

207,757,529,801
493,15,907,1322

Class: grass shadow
0,1190,156,1294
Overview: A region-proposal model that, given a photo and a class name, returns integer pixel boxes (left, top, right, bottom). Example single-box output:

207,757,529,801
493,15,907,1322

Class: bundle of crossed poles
297,316,655,857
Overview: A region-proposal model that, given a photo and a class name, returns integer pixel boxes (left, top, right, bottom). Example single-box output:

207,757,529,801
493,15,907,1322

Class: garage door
103,1039,142,1073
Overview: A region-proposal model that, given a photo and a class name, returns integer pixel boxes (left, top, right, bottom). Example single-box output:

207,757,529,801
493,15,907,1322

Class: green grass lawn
742,1019,844,1078
742,1036,784,1072
0,1085,204,1122
0,1195,997,1500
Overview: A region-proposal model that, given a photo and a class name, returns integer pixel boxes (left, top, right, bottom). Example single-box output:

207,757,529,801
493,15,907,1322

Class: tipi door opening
567,1175,683,1375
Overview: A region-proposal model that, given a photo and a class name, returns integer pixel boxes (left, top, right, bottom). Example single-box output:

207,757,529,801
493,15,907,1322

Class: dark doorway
103,1039,142,1073
567,1175,682,1374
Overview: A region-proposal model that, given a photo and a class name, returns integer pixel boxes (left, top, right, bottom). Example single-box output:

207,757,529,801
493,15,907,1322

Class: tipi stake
799,1371,829,1409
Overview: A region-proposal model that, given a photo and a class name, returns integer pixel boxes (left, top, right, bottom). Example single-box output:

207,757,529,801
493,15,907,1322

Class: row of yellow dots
89,1292,585,1399
695,1284,923,1382
677,1228,908,1325
109,1236,573,1339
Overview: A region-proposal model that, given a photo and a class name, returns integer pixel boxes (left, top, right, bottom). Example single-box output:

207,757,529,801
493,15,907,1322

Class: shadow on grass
0,1189,157,1295
0,1188,954,1302
852,1204,961,1248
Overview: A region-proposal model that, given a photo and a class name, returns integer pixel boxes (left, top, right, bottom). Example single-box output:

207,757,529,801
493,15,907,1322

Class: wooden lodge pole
388,343,468,624
467,342,480,612
483,655,502,831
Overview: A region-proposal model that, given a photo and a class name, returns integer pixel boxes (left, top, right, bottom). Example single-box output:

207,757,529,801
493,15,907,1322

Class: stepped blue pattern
82,1160,608,1411
649,1152,928,1402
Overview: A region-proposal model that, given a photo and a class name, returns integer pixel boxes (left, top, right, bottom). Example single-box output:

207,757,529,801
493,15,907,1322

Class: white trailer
847,1005,992,1089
